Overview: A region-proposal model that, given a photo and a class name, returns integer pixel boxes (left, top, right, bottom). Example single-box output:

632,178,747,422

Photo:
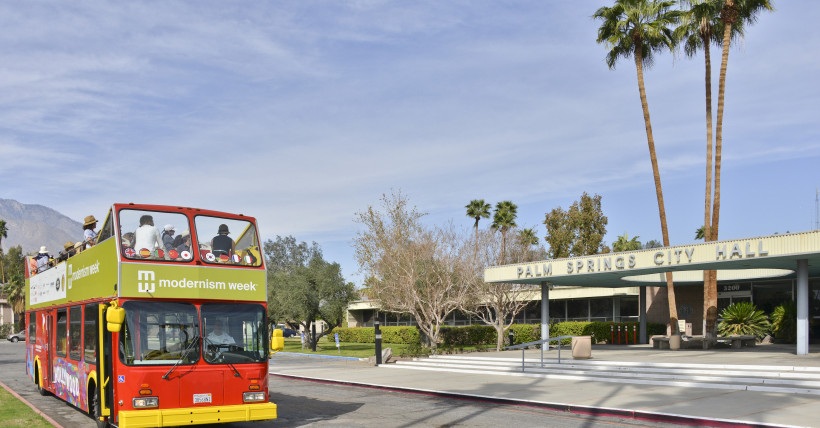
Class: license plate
193,393,212,404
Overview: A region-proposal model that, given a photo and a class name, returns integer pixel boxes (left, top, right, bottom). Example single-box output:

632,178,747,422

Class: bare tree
463,228,544,351
353,191,473,353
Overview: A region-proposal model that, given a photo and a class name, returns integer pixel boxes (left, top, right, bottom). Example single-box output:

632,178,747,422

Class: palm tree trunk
702,37,717,348
713,1,734,245
634,44,678,334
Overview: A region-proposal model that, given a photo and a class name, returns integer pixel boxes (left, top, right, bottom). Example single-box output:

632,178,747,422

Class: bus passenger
174,231,191,254
83,215,98,249
134,215,162,256
207,320,235,345
122,232,135,249
161,224,176,253
56,241,76,262
35,246,50,272
211,224,235,258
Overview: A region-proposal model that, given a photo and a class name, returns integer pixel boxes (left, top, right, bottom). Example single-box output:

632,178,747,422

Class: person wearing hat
35,246,51,272
161,224,176,254
56,241,76,263
83,215,98,249
210,224,235,259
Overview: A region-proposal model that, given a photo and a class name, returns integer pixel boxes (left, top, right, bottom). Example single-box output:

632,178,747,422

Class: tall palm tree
595,0,682,334
465,199,492,259
491,201,518,263
0,219,7,284
517,228,539,247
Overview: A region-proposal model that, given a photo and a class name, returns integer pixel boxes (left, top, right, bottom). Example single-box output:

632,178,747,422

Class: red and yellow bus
25,203,284,428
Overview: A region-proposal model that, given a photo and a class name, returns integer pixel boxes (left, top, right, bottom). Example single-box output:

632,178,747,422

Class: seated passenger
173,231,192,254
161,224,176,253
83,215,98,249
134,215,162,257
56,241,76,263
211,224,235,258
122,232,135,249
35,246,50,272
207,320,235,345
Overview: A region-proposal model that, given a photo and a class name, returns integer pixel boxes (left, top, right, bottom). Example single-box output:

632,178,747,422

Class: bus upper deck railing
504,335,577,370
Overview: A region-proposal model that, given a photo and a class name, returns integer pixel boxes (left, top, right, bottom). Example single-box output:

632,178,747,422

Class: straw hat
84,215,98,226
64,241,74,250
39,246,48,254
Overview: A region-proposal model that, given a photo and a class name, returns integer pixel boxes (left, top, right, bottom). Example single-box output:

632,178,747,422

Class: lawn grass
0,385,54,428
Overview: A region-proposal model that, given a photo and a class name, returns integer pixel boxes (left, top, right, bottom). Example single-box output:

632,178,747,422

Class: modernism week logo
136,270,259,294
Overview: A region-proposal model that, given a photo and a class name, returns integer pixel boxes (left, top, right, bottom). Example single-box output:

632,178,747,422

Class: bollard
610,324,614,345
633,324,637,344
618,324,622,345
375,320,382,365
508,331,514,347
311,323,317,351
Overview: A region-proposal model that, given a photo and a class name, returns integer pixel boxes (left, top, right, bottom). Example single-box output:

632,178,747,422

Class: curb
275,352,365,361
0,380,64,428
270,372,798,428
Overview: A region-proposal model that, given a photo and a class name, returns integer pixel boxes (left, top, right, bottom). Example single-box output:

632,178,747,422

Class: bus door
46,313,53,390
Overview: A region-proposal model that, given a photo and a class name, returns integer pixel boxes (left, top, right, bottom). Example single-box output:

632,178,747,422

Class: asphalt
269,343,820,428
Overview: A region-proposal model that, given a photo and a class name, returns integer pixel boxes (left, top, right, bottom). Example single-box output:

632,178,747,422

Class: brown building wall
646,284,704,335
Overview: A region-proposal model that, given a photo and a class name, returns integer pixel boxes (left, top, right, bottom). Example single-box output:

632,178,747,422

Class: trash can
571,336,591,359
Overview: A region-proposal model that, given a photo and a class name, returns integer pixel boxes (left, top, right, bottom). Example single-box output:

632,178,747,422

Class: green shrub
0,323,12,337
770,301,796,343
331,326,420,344
718,302,770,338
441,325,496,346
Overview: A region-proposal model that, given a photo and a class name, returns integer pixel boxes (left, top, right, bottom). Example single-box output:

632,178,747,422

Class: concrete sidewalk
269,344,820,428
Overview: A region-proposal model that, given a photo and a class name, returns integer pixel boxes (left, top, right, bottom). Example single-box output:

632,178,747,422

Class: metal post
639,286,647,344
541,282,550,341
311,323,317,351
375,320,383,364
797,259,809,355
508,331,514,347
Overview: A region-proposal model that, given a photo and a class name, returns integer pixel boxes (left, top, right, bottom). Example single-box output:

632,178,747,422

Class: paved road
1,342,672,427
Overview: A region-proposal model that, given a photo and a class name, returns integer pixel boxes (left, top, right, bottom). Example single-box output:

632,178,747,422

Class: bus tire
90,388,109,428
35,366,48,396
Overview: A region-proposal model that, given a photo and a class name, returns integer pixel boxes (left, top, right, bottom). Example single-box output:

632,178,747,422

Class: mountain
0,198,83,256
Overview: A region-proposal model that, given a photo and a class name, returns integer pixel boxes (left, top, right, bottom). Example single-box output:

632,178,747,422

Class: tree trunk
496,324,505,352
634,42,678,334
702,36,717,349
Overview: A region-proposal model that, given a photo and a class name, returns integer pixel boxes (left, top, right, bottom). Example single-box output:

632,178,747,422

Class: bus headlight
133,397,159,408
243,392,265,402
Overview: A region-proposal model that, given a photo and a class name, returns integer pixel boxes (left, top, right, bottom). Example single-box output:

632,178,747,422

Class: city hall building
347,230,820,354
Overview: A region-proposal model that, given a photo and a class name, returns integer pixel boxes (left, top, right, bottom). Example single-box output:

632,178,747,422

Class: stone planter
571,336,592,359
669,334,681,351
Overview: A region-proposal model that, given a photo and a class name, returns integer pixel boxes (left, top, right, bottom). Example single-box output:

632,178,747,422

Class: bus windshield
120,301,201,365
119,209,194,262
194,216,262,267
202,303,267,364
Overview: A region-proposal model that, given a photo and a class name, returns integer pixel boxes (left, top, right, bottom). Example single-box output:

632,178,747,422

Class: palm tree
595,0,682,334
695,225,705,240
0,219,7,284
465,199,492,259
517,228,539,246
613,233,642,252
491,201,518,263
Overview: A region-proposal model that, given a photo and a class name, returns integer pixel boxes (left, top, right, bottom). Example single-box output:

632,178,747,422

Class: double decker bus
24,203,284,428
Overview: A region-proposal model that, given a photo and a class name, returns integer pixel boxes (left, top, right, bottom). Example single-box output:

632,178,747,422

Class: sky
1,1,818,286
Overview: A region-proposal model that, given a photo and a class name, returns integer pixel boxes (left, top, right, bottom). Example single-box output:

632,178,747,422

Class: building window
69,306,82,361
56,309,67,357
620,296,639,321
566,299,588,321
590,298,612,321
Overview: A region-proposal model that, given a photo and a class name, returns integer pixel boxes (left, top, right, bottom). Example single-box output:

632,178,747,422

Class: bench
717,335,756,349
651,335,671,349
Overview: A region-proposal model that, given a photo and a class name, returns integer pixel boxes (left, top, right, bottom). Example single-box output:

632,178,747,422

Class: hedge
332,321,666,346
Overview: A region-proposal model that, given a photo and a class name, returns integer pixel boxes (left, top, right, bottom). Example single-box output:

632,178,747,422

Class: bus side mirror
270,329,284,353
106,307,126,332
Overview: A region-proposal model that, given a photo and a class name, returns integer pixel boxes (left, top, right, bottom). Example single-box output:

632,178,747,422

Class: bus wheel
35,367,48,396
91,389,109,428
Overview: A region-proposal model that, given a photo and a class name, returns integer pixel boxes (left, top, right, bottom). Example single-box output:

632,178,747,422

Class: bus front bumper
118,402,277,427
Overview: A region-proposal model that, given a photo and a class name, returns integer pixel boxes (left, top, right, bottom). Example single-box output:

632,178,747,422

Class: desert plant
718,301,770,338
770,301,797,344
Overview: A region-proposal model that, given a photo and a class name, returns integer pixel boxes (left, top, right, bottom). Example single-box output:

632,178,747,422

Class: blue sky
1,1,818,286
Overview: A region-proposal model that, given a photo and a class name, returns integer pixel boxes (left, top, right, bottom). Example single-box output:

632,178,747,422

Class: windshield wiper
163,336,201,379
204,336,241,377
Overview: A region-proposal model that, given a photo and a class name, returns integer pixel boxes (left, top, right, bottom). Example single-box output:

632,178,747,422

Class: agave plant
770,301,797,344
717,301,770,338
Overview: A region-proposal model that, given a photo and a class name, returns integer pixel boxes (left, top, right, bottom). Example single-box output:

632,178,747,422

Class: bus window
28,312,36,344
96,210,115,244
118,209,193,262
202,303,267,364
84,304,97,363
69,306,82,360
120,301,200,365
56,309,67,357
194,216,262,267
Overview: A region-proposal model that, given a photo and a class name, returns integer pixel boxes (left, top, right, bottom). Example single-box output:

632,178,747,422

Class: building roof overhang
484,230,820,288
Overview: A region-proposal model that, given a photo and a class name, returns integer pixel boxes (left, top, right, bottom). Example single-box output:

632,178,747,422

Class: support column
639,286,647,344
541,282,550,340
797,259,809,355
